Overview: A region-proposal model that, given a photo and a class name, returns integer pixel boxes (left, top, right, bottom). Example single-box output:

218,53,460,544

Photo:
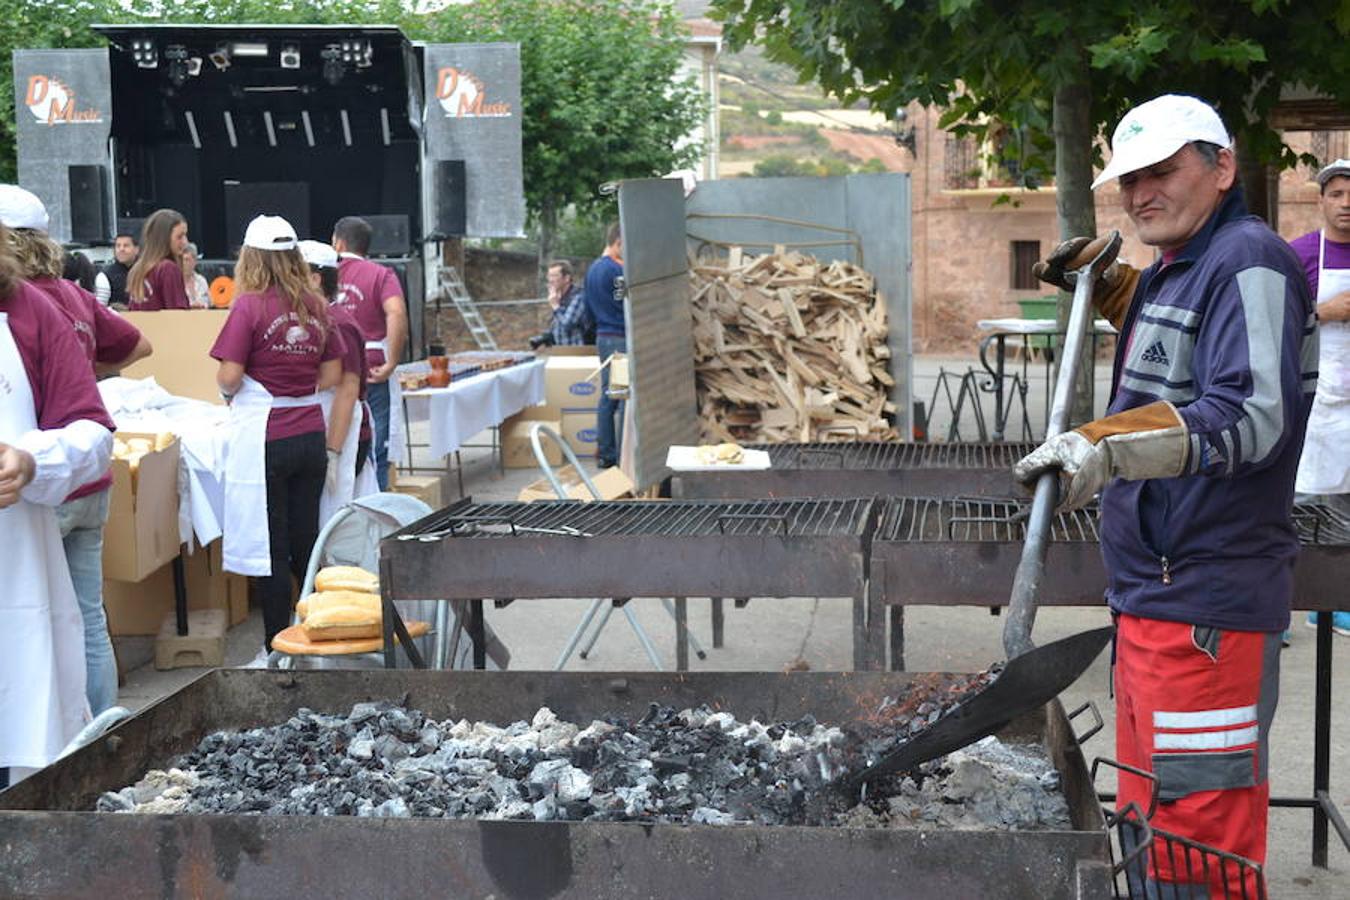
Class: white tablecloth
977,317,1117,335
400,358,547,459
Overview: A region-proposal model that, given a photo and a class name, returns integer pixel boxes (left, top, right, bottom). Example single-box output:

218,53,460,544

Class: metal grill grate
398,498,877,540
750,442,1037,470
875,496,1102,543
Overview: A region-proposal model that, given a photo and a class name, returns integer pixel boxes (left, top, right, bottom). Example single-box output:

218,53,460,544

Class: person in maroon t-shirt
0,185,149,716
0,222,116,786
211,216,345,655
331,216,406,489
127,208,191,311
300,239,372,480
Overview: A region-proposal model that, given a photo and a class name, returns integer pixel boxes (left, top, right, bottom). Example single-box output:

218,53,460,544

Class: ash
98,680,1066,830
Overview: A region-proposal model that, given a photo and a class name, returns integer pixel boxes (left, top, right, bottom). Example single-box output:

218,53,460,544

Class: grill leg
889,606,905,672
711,597,725,648
1314,611,1332,867
675,597,689,672
661,599,706,660
620,603,663,671
851,594,867,671
470,599,486,670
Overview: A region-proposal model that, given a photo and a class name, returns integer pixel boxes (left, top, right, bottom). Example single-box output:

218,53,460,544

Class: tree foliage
711,0,1350,193
1,0,706,263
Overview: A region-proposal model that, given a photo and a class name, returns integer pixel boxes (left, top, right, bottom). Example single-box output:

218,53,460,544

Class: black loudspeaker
223,181,311,252
361,214,411,258
117,217,147,243
67,166,109,244
434,160,466,238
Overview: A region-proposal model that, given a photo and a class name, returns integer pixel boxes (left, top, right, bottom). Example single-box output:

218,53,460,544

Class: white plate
665,446,772,471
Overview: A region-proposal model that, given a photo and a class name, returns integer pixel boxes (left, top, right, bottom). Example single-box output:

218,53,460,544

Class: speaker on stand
67,165,111,245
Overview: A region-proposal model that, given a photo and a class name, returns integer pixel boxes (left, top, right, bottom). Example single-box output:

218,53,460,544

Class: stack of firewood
690,248,897,443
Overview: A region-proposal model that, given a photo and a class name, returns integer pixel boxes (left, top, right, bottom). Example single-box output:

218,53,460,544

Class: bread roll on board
314,566,380,594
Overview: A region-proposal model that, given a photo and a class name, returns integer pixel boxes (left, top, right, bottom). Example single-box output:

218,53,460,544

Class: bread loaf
301,603,383,642
314,565,380,594
296,590,382,621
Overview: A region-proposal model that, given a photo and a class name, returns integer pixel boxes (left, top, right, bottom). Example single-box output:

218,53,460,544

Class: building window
944,133,980,190
1010,241,1041,290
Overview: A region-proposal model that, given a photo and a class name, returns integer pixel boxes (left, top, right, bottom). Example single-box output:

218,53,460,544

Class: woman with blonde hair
211,216,345,661
127,208,191,310
0,184,149,716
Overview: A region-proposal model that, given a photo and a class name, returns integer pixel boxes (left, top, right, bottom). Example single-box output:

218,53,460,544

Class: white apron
368,339,406,472
0,312,90,772
1296,231,1350,495
317,388,376,527
221,375,321,576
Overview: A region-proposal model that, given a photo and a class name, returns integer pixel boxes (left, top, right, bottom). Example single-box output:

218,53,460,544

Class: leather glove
1032,234,1140,330
324,448,341,494
528,333,554,350
1014,401,1189,511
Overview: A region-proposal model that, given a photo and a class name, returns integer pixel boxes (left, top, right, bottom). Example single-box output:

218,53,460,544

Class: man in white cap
1288,159,1350,633
1021,95,1317,895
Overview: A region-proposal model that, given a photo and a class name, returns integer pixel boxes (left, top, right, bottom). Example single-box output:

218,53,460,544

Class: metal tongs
851,231,1123,787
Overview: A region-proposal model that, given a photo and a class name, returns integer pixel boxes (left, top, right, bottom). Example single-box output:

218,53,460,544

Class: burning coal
97,674,1068,830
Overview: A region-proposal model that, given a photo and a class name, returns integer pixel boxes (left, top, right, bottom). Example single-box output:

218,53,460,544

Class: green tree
712,0,1350,419
423,0,706,280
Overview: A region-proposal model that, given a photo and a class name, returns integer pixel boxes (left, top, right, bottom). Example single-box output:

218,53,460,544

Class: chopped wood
690,249,898,443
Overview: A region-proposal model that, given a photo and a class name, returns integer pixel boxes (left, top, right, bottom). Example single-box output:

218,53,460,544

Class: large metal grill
669,441,1035,500
870,499,1350,669
399,497,876,538
381,497,882,669
0,670,1125,900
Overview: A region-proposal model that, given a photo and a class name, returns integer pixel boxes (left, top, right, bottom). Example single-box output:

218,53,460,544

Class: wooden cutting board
271,620,431,657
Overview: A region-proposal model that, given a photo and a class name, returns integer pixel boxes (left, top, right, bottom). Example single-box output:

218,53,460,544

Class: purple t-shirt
3,279,115,434
329,304,371,441
1288,230,1350,299
32,276,142,499
209,288,345,441
129,258,190,311
334,256,403,368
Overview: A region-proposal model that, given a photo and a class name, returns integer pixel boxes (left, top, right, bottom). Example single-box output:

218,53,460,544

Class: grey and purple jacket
1101,188,1318,633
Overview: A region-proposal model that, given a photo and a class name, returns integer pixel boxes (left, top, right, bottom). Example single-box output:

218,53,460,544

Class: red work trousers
1114,613,1280,897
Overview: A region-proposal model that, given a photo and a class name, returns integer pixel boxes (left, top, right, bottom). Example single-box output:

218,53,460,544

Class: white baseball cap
1092,95,1232,190
0,184,50,231
242,214,298,251
298,239,338,269
1316,158,1350,188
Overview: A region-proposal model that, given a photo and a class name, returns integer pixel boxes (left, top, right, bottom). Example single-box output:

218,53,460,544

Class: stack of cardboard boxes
501,348,604,467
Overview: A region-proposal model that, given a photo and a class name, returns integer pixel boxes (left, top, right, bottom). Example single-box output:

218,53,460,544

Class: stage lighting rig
131,38,158,69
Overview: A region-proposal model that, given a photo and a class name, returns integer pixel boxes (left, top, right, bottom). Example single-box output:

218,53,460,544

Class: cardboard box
119,310,231,405
515,355,602,421
102,432,182,583
103,540,249,636
392,474,444,509
518,465,634,502
559,409,600,458
501,414,563,469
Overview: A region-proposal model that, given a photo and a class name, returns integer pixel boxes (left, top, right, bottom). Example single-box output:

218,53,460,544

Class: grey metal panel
12,49,113,243
619,178,699,489
422,43,525,238
683,174,913,436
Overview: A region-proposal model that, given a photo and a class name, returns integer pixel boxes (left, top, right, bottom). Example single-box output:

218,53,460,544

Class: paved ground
112,353,1348,897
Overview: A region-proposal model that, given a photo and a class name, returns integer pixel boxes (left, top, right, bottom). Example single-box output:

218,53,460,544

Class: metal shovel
852,232,1123,787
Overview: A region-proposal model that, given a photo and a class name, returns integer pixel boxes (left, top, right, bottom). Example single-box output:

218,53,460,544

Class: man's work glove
1032,235,1141,331
1014,402,1189,511
325,448,341,495
528,332,555,350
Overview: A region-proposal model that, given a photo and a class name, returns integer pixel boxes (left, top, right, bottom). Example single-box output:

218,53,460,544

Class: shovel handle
1003,232,1122,660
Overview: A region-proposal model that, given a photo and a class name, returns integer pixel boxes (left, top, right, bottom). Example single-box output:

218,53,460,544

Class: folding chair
528,423,707,671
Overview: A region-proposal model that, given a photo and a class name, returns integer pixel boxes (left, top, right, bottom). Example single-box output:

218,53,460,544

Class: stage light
231,42,269,58
131,38,158,69
321,45,345,85
165,45,190,87
280,45,301,69
210,44,232,71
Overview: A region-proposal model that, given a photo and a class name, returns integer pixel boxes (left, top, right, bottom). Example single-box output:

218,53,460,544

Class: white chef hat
0,184,50,231
242,214,298,251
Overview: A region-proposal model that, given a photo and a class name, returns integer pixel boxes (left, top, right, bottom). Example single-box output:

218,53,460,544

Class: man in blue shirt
582,224,625,468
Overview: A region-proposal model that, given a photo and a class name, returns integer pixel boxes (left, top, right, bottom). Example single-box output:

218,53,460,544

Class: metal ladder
438,265,497,350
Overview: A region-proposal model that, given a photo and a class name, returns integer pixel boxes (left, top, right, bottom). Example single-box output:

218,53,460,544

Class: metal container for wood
669,441,1035,500
381,497,883,668
0,670,1125,900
